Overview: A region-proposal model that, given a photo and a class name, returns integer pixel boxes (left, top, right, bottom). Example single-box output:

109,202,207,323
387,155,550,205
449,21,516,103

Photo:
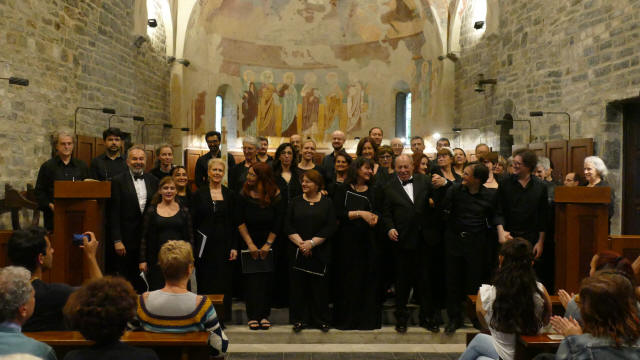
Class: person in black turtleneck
150,144,174,180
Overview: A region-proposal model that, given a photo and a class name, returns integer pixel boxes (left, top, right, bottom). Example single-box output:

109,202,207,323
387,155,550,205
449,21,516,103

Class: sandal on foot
259,319,271,330
248,320,260,330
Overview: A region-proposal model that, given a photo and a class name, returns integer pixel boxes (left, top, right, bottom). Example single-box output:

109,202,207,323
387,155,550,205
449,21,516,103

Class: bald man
381,154,438,333
321,130,346,181
390,138,404,157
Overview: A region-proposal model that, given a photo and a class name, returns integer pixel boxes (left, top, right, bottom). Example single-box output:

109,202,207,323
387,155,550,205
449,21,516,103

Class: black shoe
395,323,407,333
433,312,444,326
293,322,305,333
420,319,440,333
320,324,330,333
445,321,462,335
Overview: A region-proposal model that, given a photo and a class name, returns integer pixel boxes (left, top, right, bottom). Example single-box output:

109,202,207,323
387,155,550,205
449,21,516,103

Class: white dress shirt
399,176,414,203
131,171,147,213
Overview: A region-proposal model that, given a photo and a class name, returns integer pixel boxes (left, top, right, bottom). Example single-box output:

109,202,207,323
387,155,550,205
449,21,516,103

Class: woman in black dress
333,157,381,330
325,150,352,197
139,176,194,290
230,136,259,193
191,158,237,322
171,166,192,208
271,143,302,308
150,144,175,180
236,162,283,330
285,169,337,332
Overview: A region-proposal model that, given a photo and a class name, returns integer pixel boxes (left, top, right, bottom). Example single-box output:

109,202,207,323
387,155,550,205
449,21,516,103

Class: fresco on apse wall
239,68,369,141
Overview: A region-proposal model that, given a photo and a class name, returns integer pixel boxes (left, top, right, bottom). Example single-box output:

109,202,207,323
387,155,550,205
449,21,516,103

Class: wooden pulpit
52,181,110,285
554,186,611,293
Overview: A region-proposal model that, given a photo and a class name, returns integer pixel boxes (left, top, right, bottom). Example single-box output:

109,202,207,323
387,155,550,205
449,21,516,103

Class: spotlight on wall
496,118,533,143
108,114,145,128
147,19,158,28
167,56,176,64
438,53,459,62
1,77,30,86
452,127,479,133
180,127,190,131
432,132,441,140
175,59,190,67
163,124,173,129
74,107,116,134
474,21,485,30
475,73,497,93
529,111,572,140
133,35,147,48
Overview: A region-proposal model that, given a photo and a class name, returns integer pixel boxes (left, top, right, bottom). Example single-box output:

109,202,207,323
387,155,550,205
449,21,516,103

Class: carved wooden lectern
51,181,110,285
554,186,611,293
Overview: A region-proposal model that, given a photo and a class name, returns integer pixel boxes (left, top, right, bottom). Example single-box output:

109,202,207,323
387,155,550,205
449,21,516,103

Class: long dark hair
356,136,379,161
272,142,298,177
344,157,375,188
490,238,548,334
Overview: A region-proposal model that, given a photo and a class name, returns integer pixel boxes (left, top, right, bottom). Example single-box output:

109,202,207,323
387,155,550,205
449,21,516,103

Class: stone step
224,325,473,345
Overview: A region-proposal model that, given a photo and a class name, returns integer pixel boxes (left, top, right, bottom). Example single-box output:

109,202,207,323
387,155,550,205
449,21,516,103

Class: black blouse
191,185,238,252
235,193,285,248
285,195,337,263
140,204,194,262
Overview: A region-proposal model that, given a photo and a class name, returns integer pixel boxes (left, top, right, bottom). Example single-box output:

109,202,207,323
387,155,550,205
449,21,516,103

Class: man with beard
89,127,128,181
195,131,236,188
110,145,158,291
321,130,346,181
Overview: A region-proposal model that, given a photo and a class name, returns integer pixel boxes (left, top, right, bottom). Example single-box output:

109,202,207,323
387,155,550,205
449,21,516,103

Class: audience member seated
551,272,640,359
460,238,552,360
62,276,159,360
559,250,639,325
136,240,228,357
7,227,102,331
0,266,56,360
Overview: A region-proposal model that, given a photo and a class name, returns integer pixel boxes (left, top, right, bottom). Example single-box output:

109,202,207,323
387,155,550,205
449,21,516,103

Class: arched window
215,95,223,132
395,92,412,142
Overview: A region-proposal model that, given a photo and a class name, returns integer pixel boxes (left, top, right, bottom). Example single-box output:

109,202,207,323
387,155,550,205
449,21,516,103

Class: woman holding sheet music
285,169,337,332
236,162,283,330
332,157,381,330
191,158,237,323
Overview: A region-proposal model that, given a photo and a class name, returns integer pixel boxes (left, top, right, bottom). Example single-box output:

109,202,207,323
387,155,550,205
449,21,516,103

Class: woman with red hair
236,162,283,330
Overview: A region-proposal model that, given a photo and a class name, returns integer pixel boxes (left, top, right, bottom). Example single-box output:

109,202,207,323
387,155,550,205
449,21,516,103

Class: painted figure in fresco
257,70,278,136
420,60,432,116
324,72,343,136
242,82,258,135
346,74,364,133
279,72,298,137
300,72,319,134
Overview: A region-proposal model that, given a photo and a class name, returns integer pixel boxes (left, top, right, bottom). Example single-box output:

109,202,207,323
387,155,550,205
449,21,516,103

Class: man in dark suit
381,154,438,333
110,144,158,291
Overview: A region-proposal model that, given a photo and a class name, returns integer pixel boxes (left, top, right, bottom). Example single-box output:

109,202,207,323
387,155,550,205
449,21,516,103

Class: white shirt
131,171,147,213
399,176,414,203
479,282,546,360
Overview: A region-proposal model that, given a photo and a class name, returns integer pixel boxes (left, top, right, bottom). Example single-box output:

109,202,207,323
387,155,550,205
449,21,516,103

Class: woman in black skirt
139,176,194,290
285,169,337,332
332,157,381,330
191,158,237,322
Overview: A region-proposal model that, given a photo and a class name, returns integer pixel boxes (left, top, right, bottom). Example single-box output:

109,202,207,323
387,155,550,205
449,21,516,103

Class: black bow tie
401,178,413,186
133,174,144,180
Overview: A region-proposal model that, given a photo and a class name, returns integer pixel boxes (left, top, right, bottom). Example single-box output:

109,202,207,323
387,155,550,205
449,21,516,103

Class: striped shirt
137,291,228,356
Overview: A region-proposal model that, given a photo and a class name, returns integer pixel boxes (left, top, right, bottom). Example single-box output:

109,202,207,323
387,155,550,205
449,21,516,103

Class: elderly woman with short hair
583,155,615,223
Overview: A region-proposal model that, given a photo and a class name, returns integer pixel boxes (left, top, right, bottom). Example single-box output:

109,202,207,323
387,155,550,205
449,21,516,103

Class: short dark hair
303,169,325,190
475,143,490,151
437,137,450,146
8,226,48,272
368,127,383,135
102,127,122,140
257,136,268,143
410,136,424,144
64,276,137,344
512,148,537,171
334,149,353,166
205,131,221,141
345,157,375,187
478,151,499,165
467,163,490,184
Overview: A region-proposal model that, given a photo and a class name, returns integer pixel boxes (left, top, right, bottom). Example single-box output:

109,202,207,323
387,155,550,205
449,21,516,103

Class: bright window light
405,92,412,142
215,95,222,132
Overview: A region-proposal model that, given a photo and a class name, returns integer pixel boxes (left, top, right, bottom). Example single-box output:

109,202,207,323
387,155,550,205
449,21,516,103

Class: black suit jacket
110,171,158,249
381,173,434,250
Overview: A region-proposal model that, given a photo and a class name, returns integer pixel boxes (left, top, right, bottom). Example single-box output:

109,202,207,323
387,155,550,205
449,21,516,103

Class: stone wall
454,0,640,234
0,0,170,228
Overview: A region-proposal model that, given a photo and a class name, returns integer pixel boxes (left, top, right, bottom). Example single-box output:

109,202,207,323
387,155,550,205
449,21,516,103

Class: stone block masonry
0,0,170,228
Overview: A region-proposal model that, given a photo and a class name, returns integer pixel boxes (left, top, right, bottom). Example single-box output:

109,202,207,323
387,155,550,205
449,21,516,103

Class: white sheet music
197,230,207,258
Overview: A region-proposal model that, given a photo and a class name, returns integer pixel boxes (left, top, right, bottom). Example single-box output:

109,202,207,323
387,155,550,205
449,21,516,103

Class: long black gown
332,184,381,330
191,185,237,322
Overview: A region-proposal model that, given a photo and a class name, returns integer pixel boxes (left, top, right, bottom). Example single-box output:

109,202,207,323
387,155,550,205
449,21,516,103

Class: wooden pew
205,294,225,320
25,331,220,360
515,334,562,360
0,230,12,268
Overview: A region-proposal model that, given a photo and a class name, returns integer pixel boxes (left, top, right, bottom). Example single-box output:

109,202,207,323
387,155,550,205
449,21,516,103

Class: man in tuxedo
381,154,438,333
110,145,158,291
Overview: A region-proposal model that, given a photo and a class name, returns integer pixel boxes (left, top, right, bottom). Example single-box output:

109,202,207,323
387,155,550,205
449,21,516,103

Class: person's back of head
491,238,547,334
579,272,640,346
592,251,636,286
0,266,34,325
64,276,137,345
7,227,48,273
158,240,194,284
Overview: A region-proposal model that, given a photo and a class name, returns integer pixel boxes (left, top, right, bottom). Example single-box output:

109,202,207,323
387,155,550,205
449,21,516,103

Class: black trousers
244,271,272,321
393,243,433,324
114,246,146,293
289,267,330,326
445,231,488,322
